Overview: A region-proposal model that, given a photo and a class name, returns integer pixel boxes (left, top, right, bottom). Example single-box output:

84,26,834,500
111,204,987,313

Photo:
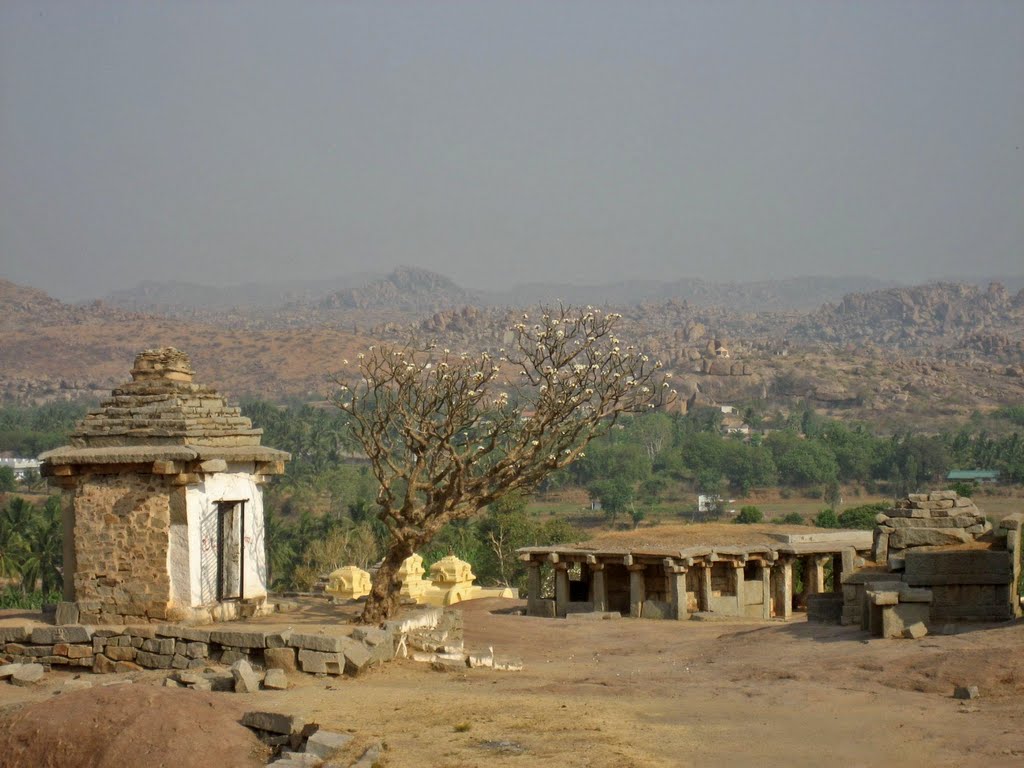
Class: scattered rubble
241,709,381,767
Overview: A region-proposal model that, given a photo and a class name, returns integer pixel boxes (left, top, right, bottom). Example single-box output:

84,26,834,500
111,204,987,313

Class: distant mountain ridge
102,274,381,313
482,275,901,311
2,275,1022,418
98,269,909,315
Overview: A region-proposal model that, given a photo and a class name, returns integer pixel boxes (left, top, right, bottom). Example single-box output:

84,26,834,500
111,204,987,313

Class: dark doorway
217,500,246,601
604,563,631,615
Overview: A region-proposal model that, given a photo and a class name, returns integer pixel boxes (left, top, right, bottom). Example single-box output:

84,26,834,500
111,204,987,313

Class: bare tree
334,307,672,623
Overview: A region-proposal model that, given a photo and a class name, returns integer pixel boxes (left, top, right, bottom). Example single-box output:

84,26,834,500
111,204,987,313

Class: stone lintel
255,460,287,476
152,460,182,475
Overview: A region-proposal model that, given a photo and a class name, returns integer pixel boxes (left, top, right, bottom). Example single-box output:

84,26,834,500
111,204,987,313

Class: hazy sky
1,1,1022,300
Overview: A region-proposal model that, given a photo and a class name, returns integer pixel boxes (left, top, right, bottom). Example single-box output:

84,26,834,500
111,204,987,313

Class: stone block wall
71,472,173,623
806,594,844,624
1,608,500,678
872,491,989,563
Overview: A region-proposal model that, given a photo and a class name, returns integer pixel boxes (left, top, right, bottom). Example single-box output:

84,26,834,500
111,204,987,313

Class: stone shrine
40,348,289,625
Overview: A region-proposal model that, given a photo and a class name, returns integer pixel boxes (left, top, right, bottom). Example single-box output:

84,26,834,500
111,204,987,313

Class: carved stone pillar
554,563,570,618
666,565,689,621
590,562,607,612
699,562,713,612
733,561,746,616
526,561,542,616
628,564,646,618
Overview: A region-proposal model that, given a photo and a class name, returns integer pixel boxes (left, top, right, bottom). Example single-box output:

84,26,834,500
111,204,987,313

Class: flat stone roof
39,445,290,466
518,523,873,561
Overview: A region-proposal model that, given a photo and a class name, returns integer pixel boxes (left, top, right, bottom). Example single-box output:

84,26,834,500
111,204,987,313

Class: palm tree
0,495,63,594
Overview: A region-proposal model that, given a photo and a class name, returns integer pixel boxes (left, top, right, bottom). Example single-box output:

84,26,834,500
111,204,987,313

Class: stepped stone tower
41,348,289,625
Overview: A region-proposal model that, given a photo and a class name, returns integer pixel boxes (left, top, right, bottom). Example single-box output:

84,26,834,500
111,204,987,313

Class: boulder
304,730,353,759
263,668,289,690
10,663,45,686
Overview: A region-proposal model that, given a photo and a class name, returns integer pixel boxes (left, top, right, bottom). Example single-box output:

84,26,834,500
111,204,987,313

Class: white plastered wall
182,465,268,607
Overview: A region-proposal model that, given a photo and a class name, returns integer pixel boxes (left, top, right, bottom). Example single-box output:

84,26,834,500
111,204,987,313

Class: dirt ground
2,599,1023,768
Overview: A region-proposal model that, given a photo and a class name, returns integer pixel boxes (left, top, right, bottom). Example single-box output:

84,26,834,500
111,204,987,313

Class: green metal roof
946,469,1000,480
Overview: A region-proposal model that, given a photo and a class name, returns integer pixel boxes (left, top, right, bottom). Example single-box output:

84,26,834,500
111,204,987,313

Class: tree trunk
360,536,415,624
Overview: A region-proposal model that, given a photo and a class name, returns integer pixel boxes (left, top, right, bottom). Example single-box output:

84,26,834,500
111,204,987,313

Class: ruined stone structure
871,491,990,567
519,530,872,620
40,348,289,625
843,492,1023,637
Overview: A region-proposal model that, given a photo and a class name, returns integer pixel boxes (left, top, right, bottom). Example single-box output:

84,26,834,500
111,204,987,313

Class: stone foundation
1,607,518,679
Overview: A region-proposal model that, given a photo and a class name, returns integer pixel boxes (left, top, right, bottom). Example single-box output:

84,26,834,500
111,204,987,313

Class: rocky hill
314,266,479,312
0,279,370,405
3,275,1023,430
791,282,1024,361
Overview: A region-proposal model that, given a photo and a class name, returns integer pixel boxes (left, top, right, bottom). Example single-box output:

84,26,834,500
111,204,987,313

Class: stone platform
0,598,499,679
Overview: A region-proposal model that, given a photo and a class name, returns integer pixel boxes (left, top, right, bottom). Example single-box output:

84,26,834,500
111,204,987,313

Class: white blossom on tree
334,306,673,623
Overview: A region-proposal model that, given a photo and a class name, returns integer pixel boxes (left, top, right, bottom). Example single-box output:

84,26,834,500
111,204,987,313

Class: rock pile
241,709,384,767
872,491,991,566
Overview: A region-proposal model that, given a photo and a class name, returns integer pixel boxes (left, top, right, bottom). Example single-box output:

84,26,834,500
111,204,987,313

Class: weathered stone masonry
40,348,289,625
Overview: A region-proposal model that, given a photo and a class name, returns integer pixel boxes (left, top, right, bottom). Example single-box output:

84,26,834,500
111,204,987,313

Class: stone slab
904,549,1012,581
31,626,92,644
889,528,973,549
0,626,31,644
304,730,354,759
242,711,309,735
232,659,261,693
297,649,344,675
10,663,45,686
288,633,348,653
210,630,267,649
156,625,212,643
344,642,373,677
